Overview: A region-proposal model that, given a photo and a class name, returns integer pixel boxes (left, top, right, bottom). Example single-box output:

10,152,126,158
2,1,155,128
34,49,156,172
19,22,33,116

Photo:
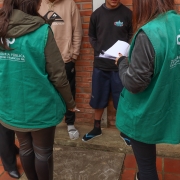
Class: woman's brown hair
132,0,175,34
0,0,42,50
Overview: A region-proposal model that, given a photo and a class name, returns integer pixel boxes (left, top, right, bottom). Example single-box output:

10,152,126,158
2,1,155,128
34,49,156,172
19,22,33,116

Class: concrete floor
18,122,180,180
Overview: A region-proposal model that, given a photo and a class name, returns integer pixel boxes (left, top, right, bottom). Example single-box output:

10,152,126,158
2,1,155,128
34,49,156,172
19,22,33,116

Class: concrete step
55,122,180,158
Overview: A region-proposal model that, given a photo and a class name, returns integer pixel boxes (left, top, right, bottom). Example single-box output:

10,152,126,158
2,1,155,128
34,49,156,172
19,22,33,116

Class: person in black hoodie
82,0,132,142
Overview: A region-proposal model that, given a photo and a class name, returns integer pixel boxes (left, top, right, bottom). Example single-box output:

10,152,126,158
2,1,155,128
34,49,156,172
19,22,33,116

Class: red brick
156,157,163,172
164,158,180,173
82,77,92,82
82,36,89,42
121,169,136,180
75,66,83,71
82,3,92,9
83,66,93,71
83,16,90,23
81,55,94,60
83,29,89,36
175,0,180,4
76,93,91,99
121,0,132,5
76,82,90,88
76,60,92,66
82,23,89,29
123,154,137,169
80,49,91,54
80,10,92,16
82,43,92,48
0,172,16,180
164,173,180,180
158,173,163,180
84,108,94,113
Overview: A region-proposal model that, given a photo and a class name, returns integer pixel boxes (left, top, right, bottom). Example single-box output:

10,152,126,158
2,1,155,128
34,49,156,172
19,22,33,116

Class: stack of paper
99,40,130,60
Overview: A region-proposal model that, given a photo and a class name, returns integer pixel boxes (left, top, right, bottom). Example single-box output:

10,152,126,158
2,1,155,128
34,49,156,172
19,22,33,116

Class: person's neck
103,3,121,10
48,0,57,3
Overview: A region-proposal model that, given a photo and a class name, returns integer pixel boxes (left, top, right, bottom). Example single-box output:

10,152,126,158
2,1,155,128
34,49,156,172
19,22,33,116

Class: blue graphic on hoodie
114,20,123,27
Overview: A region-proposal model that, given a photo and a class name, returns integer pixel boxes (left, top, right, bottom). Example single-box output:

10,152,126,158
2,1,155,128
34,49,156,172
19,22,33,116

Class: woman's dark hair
0,0,41,49
132,0,175,34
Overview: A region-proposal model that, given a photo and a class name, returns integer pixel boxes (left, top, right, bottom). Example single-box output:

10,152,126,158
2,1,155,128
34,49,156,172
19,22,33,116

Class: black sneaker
136,172,140,180
120,132,131,146
82,129,102,142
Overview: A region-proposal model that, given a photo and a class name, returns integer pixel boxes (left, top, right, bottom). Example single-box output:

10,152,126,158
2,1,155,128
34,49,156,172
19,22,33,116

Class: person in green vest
115,0,179,179
0,0,77,179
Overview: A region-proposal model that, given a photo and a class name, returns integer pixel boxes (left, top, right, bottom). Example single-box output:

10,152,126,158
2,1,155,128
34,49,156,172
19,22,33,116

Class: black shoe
8,170,20,179
82,128,102,142
120,132,131,146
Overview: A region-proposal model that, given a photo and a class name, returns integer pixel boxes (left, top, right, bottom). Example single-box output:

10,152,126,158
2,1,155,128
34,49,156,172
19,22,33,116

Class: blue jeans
131,138,159,180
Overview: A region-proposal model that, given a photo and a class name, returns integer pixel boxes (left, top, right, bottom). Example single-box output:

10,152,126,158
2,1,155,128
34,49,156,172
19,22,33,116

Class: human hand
115,53,122,65
68,107,80,112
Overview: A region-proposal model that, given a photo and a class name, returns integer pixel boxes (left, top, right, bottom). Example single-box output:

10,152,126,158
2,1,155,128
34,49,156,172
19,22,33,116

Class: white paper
99,40,130,60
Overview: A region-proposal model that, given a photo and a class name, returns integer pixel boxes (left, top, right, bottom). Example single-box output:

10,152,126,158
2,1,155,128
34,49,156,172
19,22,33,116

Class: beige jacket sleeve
45,30,76,109
72,2,83,60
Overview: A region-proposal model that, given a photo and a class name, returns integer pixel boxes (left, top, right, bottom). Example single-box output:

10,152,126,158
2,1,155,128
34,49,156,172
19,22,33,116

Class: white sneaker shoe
68,125,79,140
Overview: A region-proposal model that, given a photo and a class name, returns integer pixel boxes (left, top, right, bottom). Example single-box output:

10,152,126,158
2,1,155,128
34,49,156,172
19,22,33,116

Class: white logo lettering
177,35,180,45
1,38,15,46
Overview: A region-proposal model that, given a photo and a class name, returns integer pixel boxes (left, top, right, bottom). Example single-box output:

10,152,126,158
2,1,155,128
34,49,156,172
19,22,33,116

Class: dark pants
0,124,17,171
131,138,159,180
65,61,76,125
15,126,56,180
90,68,123,109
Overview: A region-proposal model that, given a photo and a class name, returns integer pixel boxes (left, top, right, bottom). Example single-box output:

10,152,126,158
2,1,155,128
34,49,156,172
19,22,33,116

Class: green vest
0,24,66,129
116,11,180,144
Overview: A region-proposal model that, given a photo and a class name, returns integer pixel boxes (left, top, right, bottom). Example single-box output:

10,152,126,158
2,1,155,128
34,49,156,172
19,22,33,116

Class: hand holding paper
99,40,130,60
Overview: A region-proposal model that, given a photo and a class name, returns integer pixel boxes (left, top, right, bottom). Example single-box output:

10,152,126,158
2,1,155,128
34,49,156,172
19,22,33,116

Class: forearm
117,31,155,93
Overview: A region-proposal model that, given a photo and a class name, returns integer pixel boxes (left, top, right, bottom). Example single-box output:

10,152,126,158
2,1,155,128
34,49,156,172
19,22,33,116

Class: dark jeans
65,61,76,125
131,138,159,180
15,126,56,180
0,124,17,171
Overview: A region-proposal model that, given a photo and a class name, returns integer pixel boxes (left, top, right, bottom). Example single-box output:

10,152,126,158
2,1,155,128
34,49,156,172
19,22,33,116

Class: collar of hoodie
45,0,60,10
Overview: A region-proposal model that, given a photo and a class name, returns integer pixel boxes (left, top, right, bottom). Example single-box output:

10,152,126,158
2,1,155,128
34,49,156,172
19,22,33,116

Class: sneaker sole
68,130,79,140
120,136,132,146
82,134,102,142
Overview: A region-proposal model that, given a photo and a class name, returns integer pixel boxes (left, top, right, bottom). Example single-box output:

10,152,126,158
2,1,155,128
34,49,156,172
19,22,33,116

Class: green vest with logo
116,11,180,144
0,24,66,129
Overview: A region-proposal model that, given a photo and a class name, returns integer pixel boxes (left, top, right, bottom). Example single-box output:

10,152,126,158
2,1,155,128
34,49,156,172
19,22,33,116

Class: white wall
93,0,105,11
